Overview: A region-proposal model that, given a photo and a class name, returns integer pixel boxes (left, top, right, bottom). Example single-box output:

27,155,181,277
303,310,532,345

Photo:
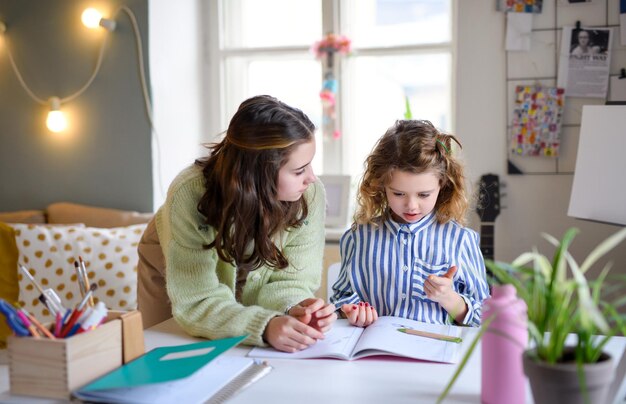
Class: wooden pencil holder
7,310,144,399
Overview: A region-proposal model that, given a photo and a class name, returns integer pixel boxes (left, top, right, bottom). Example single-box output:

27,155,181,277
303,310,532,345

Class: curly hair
195,95,316,271
354,119,469,226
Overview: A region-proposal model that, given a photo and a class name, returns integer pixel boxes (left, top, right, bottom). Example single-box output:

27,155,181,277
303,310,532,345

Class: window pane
342,53,451,180
224,57,324,173
343,0,451,47
223,0,322,48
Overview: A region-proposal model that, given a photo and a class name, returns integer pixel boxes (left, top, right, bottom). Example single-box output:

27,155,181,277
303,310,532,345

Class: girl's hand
264,315,325,353
424,266,457,303
288,298,338,333
340,302,378,327
424,266,468,323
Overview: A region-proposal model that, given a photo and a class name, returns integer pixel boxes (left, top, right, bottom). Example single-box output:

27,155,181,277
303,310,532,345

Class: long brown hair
195,95,316,271
354,119,469,226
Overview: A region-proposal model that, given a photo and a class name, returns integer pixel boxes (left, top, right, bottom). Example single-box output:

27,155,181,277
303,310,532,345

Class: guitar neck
480,223,495,261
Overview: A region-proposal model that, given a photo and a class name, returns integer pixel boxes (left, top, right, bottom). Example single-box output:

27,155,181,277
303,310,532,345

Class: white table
1,319,625,404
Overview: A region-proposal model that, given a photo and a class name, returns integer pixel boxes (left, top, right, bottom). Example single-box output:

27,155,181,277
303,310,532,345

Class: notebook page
353,316,462,363
248,320,363,359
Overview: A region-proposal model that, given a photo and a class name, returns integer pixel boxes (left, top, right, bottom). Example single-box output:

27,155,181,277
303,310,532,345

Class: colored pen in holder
0,299,30,337
18,264,66,316
59,283,97,338
78,256,95,307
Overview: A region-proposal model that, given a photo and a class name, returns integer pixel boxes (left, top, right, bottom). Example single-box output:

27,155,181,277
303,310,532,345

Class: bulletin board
503,0,626,175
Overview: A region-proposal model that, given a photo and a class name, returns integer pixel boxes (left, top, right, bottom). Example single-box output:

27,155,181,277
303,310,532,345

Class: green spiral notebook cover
81,335,247,390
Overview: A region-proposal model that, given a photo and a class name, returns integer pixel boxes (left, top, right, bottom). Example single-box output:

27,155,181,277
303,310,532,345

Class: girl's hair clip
436,139,450,155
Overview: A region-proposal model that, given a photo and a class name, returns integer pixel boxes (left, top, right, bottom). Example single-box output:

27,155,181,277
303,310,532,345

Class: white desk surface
1,318,625,404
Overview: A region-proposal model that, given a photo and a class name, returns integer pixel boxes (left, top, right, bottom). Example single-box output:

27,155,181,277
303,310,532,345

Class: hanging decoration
311,33,351,140
404,96,413,120
0,7,151,134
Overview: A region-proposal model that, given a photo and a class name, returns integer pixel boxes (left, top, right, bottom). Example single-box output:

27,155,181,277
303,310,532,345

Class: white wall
456,0,625,274
149,0,206,210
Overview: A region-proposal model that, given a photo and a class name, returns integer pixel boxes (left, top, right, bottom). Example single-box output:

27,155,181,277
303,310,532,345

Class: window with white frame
206,0,454,181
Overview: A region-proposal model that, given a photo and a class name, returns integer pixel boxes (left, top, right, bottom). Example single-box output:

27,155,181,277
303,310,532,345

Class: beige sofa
0,202,153,348
0,202,153,228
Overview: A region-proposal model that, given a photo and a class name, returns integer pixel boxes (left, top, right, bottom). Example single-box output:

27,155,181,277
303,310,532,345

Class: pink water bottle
481,284,528,404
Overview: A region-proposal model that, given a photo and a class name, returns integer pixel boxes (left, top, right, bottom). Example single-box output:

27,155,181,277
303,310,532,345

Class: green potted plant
438,227,626,404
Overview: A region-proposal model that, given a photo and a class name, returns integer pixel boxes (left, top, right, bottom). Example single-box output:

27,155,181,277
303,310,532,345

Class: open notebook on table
73,335,272,404
249,316,463,364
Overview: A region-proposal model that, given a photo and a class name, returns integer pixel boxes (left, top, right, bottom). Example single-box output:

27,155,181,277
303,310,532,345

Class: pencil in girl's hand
397,328,463,344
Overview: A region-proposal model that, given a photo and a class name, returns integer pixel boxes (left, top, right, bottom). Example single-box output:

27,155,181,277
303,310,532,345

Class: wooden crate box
7,310,144,399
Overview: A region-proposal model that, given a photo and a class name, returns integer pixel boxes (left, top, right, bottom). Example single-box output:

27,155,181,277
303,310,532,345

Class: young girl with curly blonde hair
331,120,489,327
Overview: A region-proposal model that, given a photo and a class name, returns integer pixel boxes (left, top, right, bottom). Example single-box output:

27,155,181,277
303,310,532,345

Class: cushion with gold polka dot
10,223,146,321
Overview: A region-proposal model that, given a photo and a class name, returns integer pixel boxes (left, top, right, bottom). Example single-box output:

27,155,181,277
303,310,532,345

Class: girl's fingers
355,303,370,327
347,305,360,326
301,298,325,312
443,266,457,279
363,305,374,327
289,305,310,317
423,281,432,294
428,274,453,287
340,302,378,327
341,304,355,315
427,275,441,286
293,321,325,341
316,314,337,333
315,303,337,317
278,339,308,353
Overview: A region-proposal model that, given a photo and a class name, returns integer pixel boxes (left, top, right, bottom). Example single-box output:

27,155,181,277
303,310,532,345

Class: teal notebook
73,335,272,404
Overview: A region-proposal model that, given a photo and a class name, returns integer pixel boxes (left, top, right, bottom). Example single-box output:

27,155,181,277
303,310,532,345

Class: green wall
0,0,152,212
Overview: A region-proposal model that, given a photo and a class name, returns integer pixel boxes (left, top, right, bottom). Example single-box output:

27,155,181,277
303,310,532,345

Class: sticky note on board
506,12,533,51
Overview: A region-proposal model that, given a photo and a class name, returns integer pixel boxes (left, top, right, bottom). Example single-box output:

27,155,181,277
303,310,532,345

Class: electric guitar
476,174,501,262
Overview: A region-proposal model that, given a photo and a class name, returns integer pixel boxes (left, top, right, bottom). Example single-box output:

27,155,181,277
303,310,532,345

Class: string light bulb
81,8,116,31
46,97,68,133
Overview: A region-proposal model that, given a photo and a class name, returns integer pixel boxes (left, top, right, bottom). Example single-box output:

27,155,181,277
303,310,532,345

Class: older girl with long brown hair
138,95,336,352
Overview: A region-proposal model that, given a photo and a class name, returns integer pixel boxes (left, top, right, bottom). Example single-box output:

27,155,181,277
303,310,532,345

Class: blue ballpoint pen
65,323,82,338
0,299,31,337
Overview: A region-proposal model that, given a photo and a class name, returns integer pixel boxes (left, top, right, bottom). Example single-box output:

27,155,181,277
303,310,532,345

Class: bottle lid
491,284,516,299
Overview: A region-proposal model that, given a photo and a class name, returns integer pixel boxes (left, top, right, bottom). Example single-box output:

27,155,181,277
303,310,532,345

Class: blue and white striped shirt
331,212,490,326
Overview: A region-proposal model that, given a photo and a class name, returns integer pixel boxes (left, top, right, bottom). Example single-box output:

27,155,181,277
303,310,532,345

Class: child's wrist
441,293,464,314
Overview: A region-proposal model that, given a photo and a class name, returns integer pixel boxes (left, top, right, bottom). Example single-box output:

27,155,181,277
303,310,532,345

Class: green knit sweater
155,164,326,346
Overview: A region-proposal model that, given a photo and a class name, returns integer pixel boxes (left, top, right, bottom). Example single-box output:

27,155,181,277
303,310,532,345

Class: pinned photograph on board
497,0,543,13
557,26,612,98
569,28,610,56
